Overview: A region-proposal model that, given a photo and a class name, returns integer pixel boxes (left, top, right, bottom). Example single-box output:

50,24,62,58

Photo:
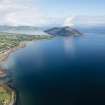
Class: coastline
0,41,26,105
0,35,54,105
0,41,26,63
0,85,16,105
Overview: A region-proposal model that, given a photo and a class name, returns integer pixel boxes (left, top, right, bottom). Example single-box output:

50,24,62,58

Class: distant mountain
0,25,47,35
0,25,40,31
44,26,82,36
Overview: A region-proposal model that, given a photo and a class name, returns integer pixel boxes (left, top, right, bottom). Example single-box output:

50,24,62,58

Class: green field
0,85,13,105
0,32,53,53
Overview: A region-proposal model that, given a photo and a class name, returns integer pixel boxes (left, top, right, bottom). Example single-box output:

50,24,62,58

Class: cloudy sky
0,0,105,26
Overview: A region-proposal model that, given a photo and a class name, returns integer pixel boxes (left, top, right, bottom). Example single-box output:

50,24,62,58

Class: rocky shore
0,41,26,62
0,42,26,105
0,85,16,105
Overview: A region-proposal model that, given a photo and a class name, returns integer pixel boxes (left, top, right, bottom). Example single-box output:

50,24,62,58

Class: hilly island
45,26,82,36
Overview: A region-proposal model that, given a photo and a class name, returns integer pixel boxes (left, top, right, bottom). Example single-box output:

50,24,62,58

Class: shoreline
0,35,54,105
0,41,26,63
0,84,16,105
0,42,26,105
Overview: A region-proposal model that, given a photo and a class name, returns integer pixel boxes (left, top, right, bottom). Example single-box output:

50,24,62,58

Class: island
44,26,82,36
0,32,53,105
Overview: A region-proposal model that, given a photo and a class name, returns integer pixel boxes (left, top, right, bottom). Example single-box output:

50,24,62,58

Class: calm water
7,33,105,105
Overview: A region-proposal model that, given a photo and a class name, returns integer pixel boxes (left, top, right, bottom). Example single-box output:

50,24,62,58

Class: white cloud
0,0,50,26
0,1,105,26
75,16,105,26
4,9,46,26
63,16,105,27
63,16,75,27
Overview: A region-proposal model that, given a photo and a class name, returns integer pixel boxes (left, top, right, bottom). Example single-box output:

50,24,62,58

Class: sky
0,0,105,26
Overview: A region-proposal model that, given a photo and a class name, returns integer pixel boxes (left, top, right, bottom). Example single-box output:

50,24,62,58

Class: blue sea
6,26,105,105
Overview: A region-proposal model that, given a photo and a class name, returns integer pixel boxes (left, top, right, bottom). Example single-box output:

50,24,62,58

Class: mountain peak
44,26,82,36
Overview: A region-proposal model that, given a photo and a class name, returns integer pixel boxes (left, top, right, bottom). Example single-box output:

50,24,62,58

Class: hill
44,26,82,36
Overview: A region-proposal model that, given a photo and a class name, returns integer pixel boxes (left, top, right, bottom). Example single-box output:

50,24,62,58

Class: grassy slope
0,33,53,53
0,85,12,105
